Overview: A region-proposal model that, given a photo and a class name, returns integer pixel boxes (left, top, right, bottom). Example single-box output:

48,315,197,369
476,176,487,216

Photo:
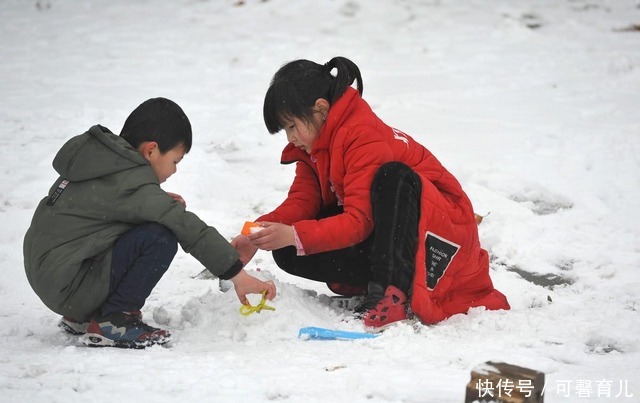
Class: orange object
241,221,261,236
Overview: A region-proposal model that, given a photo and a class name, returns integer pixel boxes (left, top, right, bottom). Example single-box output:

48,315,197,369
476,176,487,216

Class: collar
312,87,360,153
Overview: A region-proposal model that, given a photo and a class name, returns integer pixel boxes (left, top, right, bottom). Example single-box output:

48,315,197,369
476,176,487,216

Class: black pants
100,223,178,316
272,162,421,294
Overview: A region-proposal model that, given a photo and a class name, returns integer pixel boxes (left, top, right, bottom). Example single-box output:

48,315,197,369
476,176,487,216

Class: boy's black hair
120,97,192,153
263,56,363,134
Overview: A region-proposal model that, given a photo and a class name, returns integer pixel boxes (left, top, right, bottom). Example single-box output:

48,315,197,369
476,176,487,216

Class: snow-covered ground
1,0,639,401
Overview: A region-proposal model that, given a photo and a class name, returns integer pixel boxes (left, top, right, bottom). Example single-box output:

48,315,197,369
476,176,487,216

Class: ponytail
323,57,363,104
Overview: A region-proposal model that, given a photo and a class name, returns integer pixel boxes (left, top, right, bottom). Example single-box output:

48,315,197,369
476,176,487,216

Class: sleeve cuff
218,259,243,280
292,225,306,256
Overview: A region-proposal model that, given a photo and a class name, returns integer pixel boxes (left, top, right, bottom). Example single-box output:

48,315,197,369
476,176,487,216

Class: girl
234,57,509,328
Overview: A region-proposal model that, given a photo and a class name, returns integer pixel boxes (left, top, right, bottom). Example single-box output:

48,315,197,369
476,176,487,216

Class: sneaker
327,282,368,297
362,285,408,329
58,316,89,335
58,310,143,336
354,282,385,314
82,311,169,349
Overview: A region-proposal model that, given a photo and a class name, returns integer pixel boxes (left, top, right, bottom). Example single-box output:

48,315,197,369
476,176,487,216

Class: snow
1,0,639,401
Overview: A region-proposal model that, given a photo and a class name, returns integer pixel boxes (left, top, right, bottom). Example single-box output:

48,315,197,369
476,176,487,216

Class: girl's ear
314,98,330,118
138,141,159,161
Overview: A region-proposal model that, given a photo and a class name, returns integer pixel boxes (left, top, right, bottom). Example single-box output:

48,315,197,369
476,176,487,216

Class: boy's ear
138,141,159,161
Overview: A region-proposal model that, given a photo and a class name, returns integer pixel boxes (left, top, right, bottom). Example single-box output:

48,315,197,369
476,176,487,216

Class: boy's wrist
218,259,243,280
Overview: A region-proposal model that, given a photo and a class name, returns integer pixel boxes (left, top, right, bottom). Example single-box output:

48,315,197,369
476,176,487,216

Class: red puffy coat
259,87,509,323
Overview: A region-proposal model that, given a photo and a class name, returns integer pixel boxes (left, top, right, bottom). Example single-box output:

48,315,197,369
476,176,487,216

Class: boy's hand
231,235,259,266
167,192,186,207
247,222,294,251
230,269,276,305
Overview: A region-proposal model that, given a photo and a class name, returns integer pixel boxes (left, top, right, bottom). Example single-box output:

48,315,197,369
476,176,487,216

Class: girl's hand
167,192,186,207
230,269,276,305
231,235,259,265
247,222,295,251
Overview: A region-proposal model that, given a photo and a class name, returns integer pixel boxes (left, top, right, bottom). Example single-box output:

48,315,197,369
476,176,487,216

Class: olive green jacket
23,125,240,319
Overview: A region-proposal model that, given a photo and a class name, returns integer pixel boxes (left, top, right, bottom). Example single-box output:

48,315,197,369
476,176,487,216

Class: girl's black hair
263,56,363,134
120,97,192,153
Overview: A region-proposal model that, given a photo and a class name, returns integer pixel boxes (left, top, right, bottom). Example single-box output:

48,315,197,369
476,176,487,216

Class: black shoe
354,282,385,315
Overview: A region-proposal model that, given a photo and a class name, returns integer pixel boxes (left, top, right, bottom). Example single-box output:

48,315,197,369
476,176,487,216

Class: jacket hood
53,125,149,181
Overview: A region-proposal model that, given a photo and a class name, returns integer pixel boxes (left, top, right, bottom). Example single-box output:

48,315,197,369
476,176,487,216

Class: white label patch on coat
46,179,69,206
425,232,460,290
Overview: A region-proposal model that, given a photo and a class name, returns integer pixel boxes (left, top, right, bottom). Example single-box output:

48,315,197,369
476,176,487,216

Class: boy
23,97,276,349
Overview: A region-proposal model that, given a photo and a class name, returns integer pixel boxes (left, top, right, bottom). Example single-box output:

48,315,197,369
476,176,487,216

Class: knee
372,162,421,193
139,223,178,255
374,162,418,184
377,161,412,177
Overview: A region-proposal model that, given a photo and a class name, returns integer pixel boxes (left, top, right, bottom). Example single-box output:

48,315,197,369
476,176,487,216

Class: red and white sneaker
58,310,142,336
362,285,409,329
81,311,166,349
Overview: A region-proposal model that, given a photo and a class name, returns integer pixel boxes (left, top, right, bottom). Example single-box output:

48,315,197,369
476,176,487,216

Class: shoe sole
58,320,88,336
82,332,171,349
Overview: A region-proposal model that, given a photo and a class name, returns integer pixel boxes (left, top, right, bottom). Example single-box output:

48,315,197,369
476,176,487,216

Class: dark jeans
272,162,421,294
99,223,178,316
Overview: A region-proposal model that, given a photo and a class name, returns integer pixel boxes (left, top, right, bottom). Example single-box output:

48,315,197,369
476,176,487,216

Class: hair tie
324,62,337,77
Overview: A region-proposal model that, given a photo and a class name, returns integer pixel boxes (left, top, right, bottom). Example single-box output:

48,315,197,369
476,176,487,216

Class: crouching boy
23,97,276,349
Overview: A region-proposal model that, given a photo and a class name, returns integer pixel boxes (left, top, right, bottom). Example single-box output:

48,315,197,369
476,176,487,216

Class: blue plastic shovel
298,326,379,340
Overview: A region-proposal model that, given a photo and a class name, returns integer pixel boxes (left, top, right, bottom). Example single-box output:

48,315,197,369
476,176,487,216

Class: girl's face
281,108,326,154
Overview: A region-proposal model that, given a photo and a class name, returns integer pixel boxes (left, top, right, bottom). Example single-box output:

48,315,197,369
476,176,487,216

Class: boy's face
140,142,186,183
